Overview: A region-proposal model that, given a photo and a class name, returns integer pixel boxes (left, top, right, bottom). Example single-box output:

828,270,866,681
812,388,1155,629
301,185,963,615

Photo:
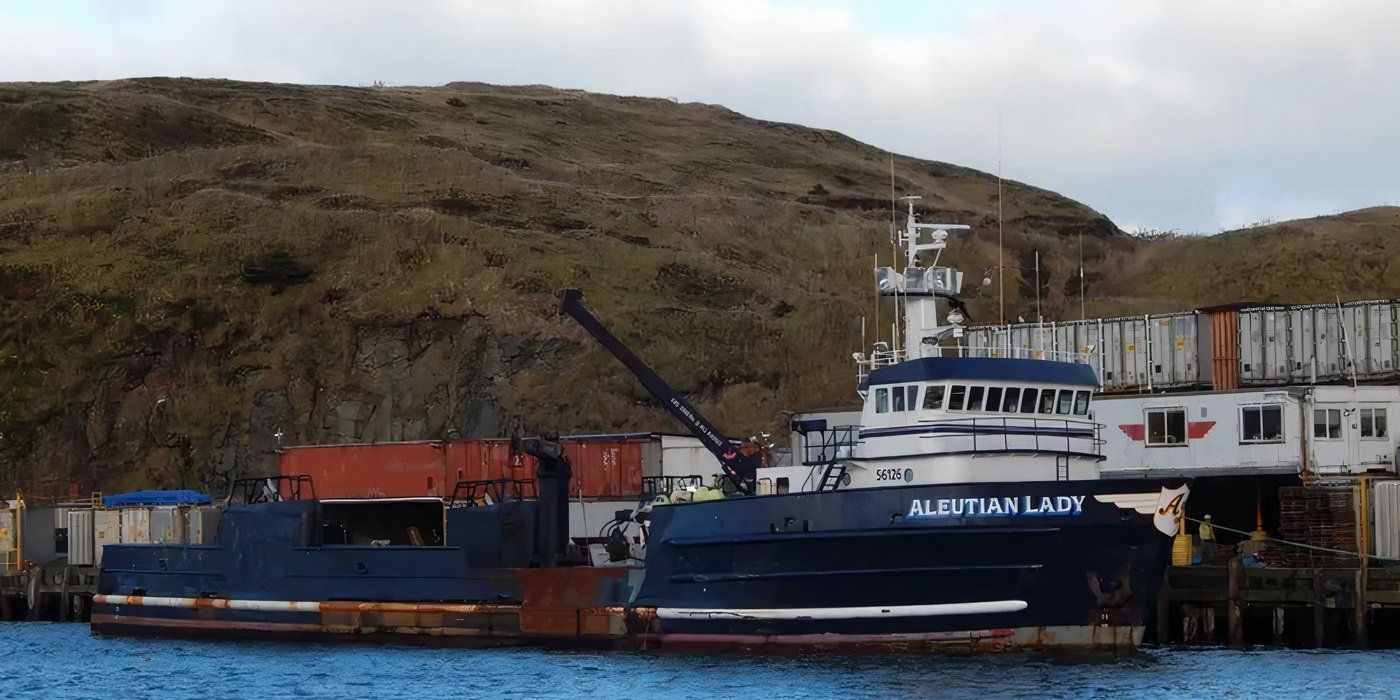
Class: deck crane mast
557,289,759,495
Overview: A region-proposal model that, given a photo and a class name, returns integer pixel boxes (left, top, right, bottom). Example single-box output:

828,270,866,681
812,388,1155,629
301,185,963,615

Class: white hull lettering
906,494,1085,519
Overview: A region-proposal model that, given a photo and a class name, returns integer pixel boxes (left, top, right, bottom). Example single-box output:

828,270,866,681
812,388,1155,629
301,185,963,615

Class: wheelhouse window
1361,408,1388,439
948,385,967,411
1020,388,1039,413
906,386,920,411
1038,390,1056,415
1313,408,1342,440
1147,408,1187,446
892,386,906,412
985,387,1004,414
966,386,985,412
1002,387,1021,413
1241,405,1283,443
1073,391,1091,416
1055,390,1074,415
923,385,946,410
875,388,889,414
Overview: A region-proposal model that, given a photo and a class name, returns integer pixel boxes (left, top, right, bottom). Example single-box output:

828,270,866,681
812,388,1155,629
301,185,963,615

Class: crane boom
557,289,757,494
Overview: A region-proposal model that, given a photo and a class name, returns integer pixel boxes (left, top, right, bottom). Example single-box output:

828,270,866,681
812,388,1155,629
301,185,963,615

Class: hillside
0,78,1392,496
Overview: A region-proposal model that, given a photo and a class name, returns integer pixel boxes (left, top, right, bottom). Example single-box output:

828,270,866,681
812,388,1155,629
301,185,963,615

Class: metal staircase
806,426,860,492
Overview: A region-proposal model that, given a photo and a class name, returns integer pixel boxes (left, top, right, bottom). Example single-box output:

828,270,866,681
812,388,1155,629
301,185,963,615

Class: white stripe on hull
655,599,1027,621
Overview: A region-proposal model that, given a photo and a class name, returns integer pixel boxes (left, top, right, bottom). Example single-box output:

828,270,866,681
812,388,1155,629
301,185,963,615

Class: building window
1002,387,1021,413
1073,390,1091,416
1312,408,1342,440
1019,388,1038,413
1361,407,1388,439
906,386,920,411
922,385,946,410
985,387,1004,414
966,386,985,412
892,386,906,412
1038,390,1057,415
1056,390,1074,415
1147,408,1187,446
1240,405,1283,443
875,388,889,414
948,385,967,411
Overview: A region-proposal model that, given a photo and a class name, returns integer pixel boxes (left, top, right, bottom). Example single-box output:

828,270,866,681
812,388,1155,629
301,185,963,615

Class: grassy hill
0,78,1392,496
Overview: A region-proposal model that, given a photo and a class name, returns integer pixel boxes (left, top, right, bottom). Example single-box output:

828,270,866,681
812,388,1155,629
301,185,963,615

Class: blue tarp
103,489,213,507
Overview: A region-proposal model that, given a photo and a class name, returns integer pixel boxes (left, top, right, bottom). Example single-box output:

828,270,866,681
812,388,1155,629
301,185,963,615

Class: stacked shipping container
278,434,697,501
965,299,1400,393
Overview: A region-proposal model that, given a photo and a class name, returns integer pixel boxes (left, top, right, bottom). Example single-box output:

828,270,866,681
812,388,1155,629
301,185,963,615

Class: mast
861,199,969,379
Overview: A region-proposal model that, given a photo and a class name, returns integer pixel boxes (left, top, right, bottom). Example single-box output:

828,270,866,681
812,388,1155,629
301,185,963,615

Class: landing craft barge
93,197,1188,651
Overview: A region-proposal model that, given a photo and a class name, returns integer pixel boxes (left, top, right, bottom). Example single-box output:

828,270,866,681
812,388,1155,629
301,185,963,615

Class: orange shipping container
279,441,451,499
281,436,651,501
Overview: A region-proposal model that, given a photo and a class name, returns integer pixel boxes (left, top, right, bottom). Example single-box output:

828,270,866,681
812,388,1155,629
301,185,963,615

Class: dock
0,564,98,622
1157,563,1400,647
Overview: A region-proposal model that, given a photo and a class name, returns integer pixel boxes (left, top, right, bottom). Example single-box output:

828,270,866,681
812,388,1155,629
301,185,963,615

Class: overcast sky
3,0,1398,232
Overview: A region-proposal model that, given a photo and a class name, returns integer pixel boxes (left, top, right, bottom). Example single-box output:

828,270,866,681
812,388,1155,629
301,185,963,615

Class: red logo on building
1117,422,1216,441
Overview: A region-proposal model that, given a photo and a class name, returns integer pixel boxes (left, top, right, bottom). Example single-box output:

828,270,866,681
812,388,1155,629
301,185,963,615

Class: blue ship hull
632,477,1186,651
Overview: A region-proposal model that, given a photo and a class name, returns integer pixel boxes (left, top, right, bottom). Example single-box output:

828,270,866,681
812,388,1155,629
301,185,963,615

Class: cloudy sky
3,0,1398,232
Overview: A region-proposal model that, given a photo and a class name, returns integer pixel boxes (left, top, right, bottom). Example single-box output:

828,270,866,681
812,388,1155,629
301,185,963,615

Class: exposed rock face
16,79,1392,497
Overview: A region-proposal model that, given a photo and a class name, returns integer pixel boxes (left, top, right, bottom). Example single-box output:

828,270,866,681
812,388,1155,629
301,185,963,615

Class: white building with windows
1093,385,1397,478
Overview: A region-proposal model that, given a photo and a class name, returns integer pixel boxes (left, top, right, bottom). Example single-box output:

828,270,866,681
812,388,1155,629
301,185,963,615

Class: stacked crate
1275,486,1358,567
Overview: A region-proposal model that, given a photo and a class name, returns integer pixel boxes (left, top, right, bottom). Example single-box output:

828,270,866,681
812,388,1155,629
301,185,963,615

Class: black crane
557,289,758,495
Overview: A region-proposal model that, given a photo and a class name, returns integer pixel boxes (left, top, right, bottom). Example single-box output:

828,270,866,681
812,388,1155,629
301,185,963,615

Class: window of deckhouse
966,386,985,412
1019,389,1039,414
923,385,946,410
986,387,1004,414
1073,391,1091,416
875,388,889,414
1002,387,1021,413
948,385,967,411
892,387,906,412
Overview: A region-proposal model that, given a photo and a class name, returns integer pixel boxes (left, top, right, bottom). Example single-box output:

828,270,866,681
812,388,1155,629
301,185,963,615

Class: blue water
1,624,1395,699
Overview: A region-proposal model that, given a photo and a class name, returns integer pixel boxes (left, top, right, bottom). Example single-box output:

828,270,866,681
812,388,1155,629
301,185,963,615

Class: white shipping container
94,509,122,566
186,506,221,544
67,510,95,566
120,507,151,544
1375,480,1400,562
149,506,187,544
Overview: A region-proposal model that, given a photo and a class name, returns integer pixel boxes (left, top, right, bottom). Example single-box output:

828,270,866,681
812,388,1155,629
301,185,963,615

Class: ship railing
916,416,1105,457
228,474,316,505
954,346,1093,364
801,425,861,467
855,349,906,382
447,478,536,508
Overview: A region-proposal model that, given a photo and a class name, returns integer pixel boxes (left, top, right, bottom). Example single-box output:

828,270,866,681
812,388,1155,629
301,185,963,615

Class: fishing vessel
578,198,1193,651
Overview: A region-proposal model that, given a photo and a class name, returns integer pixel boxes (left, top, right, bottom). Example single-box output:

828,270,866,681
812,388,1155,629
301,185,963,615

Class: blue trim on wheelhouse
866,357,1100,388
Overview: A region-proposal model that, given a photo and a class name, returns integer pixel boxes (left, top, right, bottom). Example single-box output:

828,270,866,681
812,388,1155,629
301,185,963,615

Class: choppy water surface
1,624,1395,699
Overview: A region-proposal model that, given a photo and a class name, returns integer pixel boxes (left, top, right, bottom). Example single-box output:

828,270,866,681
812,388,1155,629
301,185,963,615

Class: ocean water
0,624,1395,699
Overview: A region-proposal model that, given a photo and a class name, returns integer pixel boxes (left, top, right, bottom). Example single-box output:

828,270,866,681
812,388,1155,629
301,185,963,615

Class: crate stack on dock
1267,486,1358,567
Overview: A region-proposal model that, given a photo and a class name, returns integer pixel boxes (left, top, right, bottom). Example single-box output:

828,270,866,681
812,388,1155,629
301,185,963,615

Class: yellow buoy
1172,517,1193,566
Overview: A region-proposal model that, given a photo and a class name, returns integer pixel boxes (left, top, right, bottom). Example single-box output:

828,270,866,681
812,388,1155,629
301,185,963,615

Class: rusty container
279,441,451,499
